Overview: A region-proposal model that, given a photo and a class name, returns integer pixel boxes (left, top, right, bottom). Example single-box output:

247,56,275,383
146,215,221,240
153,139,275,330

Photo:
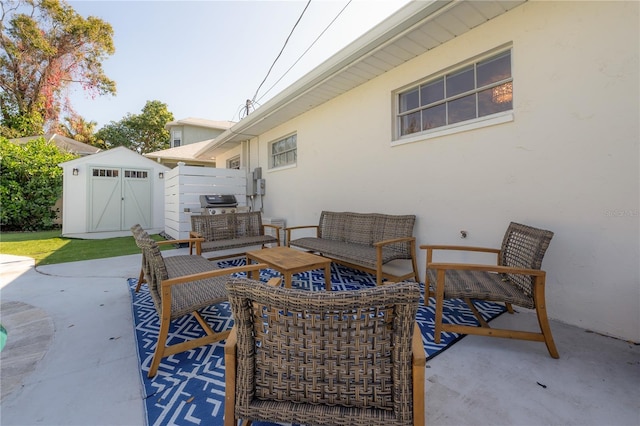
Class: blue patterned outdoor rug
129,260,506,426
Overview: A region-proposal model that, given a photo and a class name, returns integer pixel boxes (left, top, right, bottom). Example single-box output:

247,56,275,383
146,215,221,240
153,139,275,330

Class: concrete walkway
1,252,146,425
0,250,638,425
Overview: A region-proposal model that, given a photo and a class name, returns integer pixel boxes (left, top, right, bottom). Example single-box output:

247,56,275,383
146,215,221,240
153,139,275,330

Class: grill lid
200,194,238,208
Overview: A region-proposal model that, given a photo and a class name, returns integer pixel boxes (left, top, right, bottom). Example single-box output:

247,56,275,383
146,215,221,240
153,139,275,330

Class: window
92,168,119,177
227,156,240,170
172,130,182,148
396,49,512,138
269,134,297,169
124,170,148,179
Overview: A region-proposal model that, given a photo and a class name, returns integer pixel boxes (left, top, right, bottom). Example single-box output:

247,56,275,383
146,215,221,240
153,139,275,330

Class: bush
0,137,77,231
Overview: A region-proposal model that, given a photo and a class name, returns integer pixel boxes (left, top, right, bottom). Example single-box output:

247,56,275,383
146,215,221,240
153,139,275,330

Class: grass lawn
0,230,171,266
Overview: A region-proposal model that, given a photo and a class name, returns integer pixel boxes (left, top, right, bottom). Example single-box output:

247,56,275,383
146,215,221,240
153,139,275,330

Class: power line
256,0,352,105
251,0,311,105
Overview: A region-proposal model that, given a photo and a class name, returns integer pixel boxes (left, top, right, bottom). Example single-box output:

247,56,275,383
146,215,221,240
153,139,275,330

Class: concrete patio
0,249,638,426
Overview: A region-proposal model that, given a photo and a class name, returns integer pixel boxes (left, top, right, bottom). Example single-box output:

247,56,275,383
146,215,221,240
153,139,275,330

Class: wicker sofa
189,212,281,260
286,211,419,285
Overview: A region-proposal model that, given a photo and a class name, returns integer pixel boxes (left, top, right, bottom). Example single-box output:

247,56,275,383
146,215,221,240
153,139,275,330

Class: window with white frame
269,134,297,169
396,49,512,139
172,130,182,148
227,155,240,169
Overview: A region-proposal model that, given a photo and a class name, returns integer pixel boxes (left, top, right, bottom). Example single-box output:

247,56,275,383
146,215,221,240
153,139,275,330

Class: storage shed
59,147,169,237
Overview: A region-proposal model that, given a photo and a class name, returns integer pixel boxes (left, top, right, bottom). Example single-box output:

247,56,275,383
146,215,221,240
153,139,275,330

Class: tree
49,111,103,148
0,136,76,230
96,100,174,154
0,0,116,137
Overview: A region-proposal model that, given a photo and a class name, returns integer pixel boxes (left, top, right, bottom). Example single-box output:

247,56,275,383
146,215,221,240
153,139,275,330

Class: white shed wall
60,147,168,236
245,1,639,341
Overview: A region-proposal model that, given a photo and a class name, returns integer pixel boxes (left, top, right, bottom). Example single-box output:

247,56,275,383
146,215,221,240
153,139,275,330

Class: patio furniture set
131,210,556,425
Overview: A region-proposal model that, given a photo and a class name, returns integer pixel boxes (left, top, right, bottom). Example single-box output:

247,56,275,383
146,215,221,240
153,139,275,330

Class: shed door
89,167,151,232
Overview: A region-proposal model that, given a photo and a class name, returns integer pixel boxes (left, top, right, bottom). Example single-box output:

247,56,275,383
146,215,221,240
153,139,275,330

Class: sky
66,0,410,128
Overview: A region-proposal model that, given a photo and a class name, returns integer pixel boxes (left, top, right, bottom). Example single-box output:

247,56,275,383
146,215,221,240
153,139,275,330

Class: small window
124,170,148,179
396,49,512,139
227,156,240,170
172,130,182,148
92,168,119,177
269,134,297,169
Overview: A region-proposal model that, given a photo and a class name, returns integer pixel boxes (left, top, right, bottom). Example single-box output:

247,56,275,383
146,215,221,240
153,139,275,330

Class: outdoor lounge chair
224,278,426,426
130,224,205,293
131,226,267,377
422,221,558,358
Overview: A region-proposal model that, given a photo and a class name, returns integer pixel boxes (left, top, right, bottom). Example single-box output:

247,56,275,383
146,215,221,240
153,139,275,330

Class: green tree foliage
96,100,174,154
0,0,116,137
0,136,76,230
50,111,104,148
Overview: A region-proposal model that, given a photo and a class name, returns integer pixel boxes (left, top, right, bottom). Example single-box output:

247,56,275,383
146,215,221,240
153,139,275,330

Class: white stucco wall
215,144,243,169
243,1,639,342
60,147,169,236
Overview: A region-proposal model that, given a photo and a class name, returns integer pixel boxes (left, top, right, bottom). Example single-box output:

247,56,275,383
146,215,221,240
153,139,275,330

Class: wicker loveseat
189,212,280,260
286,211,419,285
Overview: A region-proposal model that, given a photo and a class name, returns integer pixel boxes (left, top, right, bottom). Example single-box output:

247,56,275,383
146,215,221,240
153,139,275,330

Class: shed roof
59,146,169,170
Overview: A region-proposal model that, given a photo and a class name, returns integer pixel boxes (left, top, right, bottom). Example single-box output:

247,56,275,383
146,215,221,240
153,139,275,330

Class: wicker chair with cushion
422,222,558,358
131,224,206,293
131,226,267,377
224,278,426,426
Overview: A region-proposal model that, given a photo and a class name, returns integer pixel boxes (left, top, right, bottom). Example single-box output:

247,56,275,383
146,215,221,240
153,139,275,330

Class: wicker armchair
130,225,267,377
130,224,205,293
224,279,426,426
422,222,558,358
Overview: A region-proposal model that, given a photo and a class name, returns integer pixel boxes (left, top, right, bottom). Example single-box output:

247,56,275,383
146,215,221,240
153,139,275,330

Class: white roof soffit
196,0,526,159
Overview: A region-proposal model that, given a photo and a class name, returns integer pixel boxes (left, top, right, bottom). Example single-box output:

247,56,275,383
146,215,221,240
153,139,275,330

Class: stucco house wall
215,144,243,169
239,1,639,342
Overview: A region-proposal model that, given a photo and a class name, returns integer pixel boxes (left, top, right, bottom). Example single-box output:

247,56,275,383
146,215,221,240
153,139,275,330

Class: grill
199,194,238,215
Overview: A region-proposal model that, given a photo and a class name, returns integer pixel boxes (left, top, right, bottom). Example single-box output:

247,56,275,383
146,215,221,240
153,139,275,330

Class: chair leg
224,329,237,426
412,324,426,426
533,278,559,358
135,267,146,293
535,304,559,358
505,302,514,314
434,269,446,344
424,271,434,307
464,298,490,328
410,241,420,283
148,311,171,378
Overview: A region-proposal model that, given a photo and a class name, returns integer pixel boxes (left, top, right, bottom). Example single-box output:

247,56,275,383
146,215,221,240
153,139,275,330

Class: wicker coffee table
246,246,332,290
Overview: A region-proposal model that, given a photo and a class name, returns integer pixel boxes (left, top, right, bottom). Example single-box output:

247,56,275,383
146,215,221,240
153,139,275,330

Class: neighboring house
191,1,639,343
144,140,217,168
11,133,101,156
149,118,235,168
59,147,168,237
166,117,235,148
